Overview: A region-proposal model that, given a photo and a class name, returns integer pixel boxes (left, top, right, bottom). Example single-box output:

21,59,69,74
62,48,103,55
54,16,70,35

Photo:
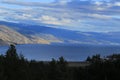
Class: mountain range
0,21,120,45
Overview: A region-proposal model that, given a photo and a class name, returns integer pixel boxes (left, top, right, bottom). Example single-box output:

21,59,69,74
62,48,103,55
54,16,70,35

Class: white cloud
94,1,103,6
41,15,57,22
114,2,120,6
95,7,106,10
105,1,120,7
0,0,120,32
55,0,71,4
35,15,73,26
15,14,32,20
90,14,112,19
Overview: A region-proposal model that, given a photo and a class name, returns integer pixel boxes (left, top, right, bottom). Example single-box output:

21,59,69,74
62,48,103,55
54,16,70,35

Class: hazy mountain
0,21,120,45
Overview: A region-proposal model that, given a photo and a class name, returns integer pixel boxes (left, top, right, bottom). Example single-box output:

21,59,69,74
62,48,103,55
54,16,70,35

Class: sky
0,0,120,32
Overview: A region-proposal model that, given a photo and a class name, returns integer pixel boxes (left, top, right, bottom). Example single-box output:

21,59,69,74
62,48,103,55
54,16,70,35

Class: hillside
0,24,62,45
0,21,120,45
0,25,33,45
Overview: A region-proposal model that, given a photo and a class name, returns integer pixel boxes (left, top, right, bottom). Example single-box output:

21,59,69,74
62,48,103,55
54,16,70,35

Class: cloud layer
0,0,120,32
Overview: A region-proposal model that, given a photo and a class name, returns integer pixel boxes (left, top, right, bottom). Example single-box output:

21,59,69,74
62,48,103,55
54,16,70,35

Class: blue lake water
0,44,120,61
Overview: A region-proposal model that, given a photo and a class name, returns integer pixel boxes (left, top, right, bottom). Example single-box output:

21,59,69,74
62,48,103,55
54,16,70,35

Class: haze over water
0,44,120,61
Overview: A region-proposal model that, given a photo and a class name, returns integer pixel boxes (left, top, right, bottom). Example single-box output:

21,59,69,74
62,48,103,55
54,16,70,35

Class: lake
0,44,120,61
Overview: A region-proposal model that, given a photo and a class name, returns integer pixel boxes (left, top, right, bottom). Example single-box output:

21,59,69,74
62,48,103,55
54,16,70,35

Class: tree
5,44,18,59
49,58,58,80
0,55,6,80
86,56,91,62
91,54,102,63
57,56,69,80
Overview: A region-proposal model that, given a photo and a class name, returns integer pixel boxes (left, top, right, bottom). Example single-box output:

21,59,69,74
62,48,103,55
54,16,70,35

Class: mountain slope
0,21,120,45
0,24,62,45
0,25,32,45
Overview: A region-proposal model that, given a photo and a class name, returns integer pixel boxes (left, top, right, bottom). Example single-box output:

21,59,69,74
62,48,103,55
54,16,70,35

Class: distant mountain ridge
0,21,120,45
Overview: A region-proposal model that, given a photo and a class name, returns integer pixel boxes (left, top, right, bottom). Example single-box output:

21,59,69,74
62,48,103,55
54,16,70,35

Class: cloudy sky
0,0,120,32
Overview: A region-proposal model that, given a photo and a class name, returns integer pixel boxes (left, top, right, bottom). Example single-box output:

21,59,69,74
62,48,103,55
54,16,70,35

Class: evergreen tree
57,56,69,80
5,44,18,59
86,56,91,62
49,58,58,80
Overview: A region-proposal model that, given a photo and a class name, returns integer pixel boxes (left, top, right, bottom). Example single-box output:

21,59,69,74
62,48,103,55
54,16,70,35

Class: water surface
0,44,120,61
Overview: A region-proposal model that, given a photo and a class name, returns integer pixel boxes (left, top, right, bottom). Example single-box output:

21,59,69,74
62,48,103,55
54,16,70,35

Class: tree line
0,44,120,80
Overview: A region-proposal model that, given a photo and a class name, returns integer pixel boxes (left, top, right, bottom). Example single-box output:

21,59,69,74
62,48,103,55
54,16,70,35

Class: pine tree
5,44,18,59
